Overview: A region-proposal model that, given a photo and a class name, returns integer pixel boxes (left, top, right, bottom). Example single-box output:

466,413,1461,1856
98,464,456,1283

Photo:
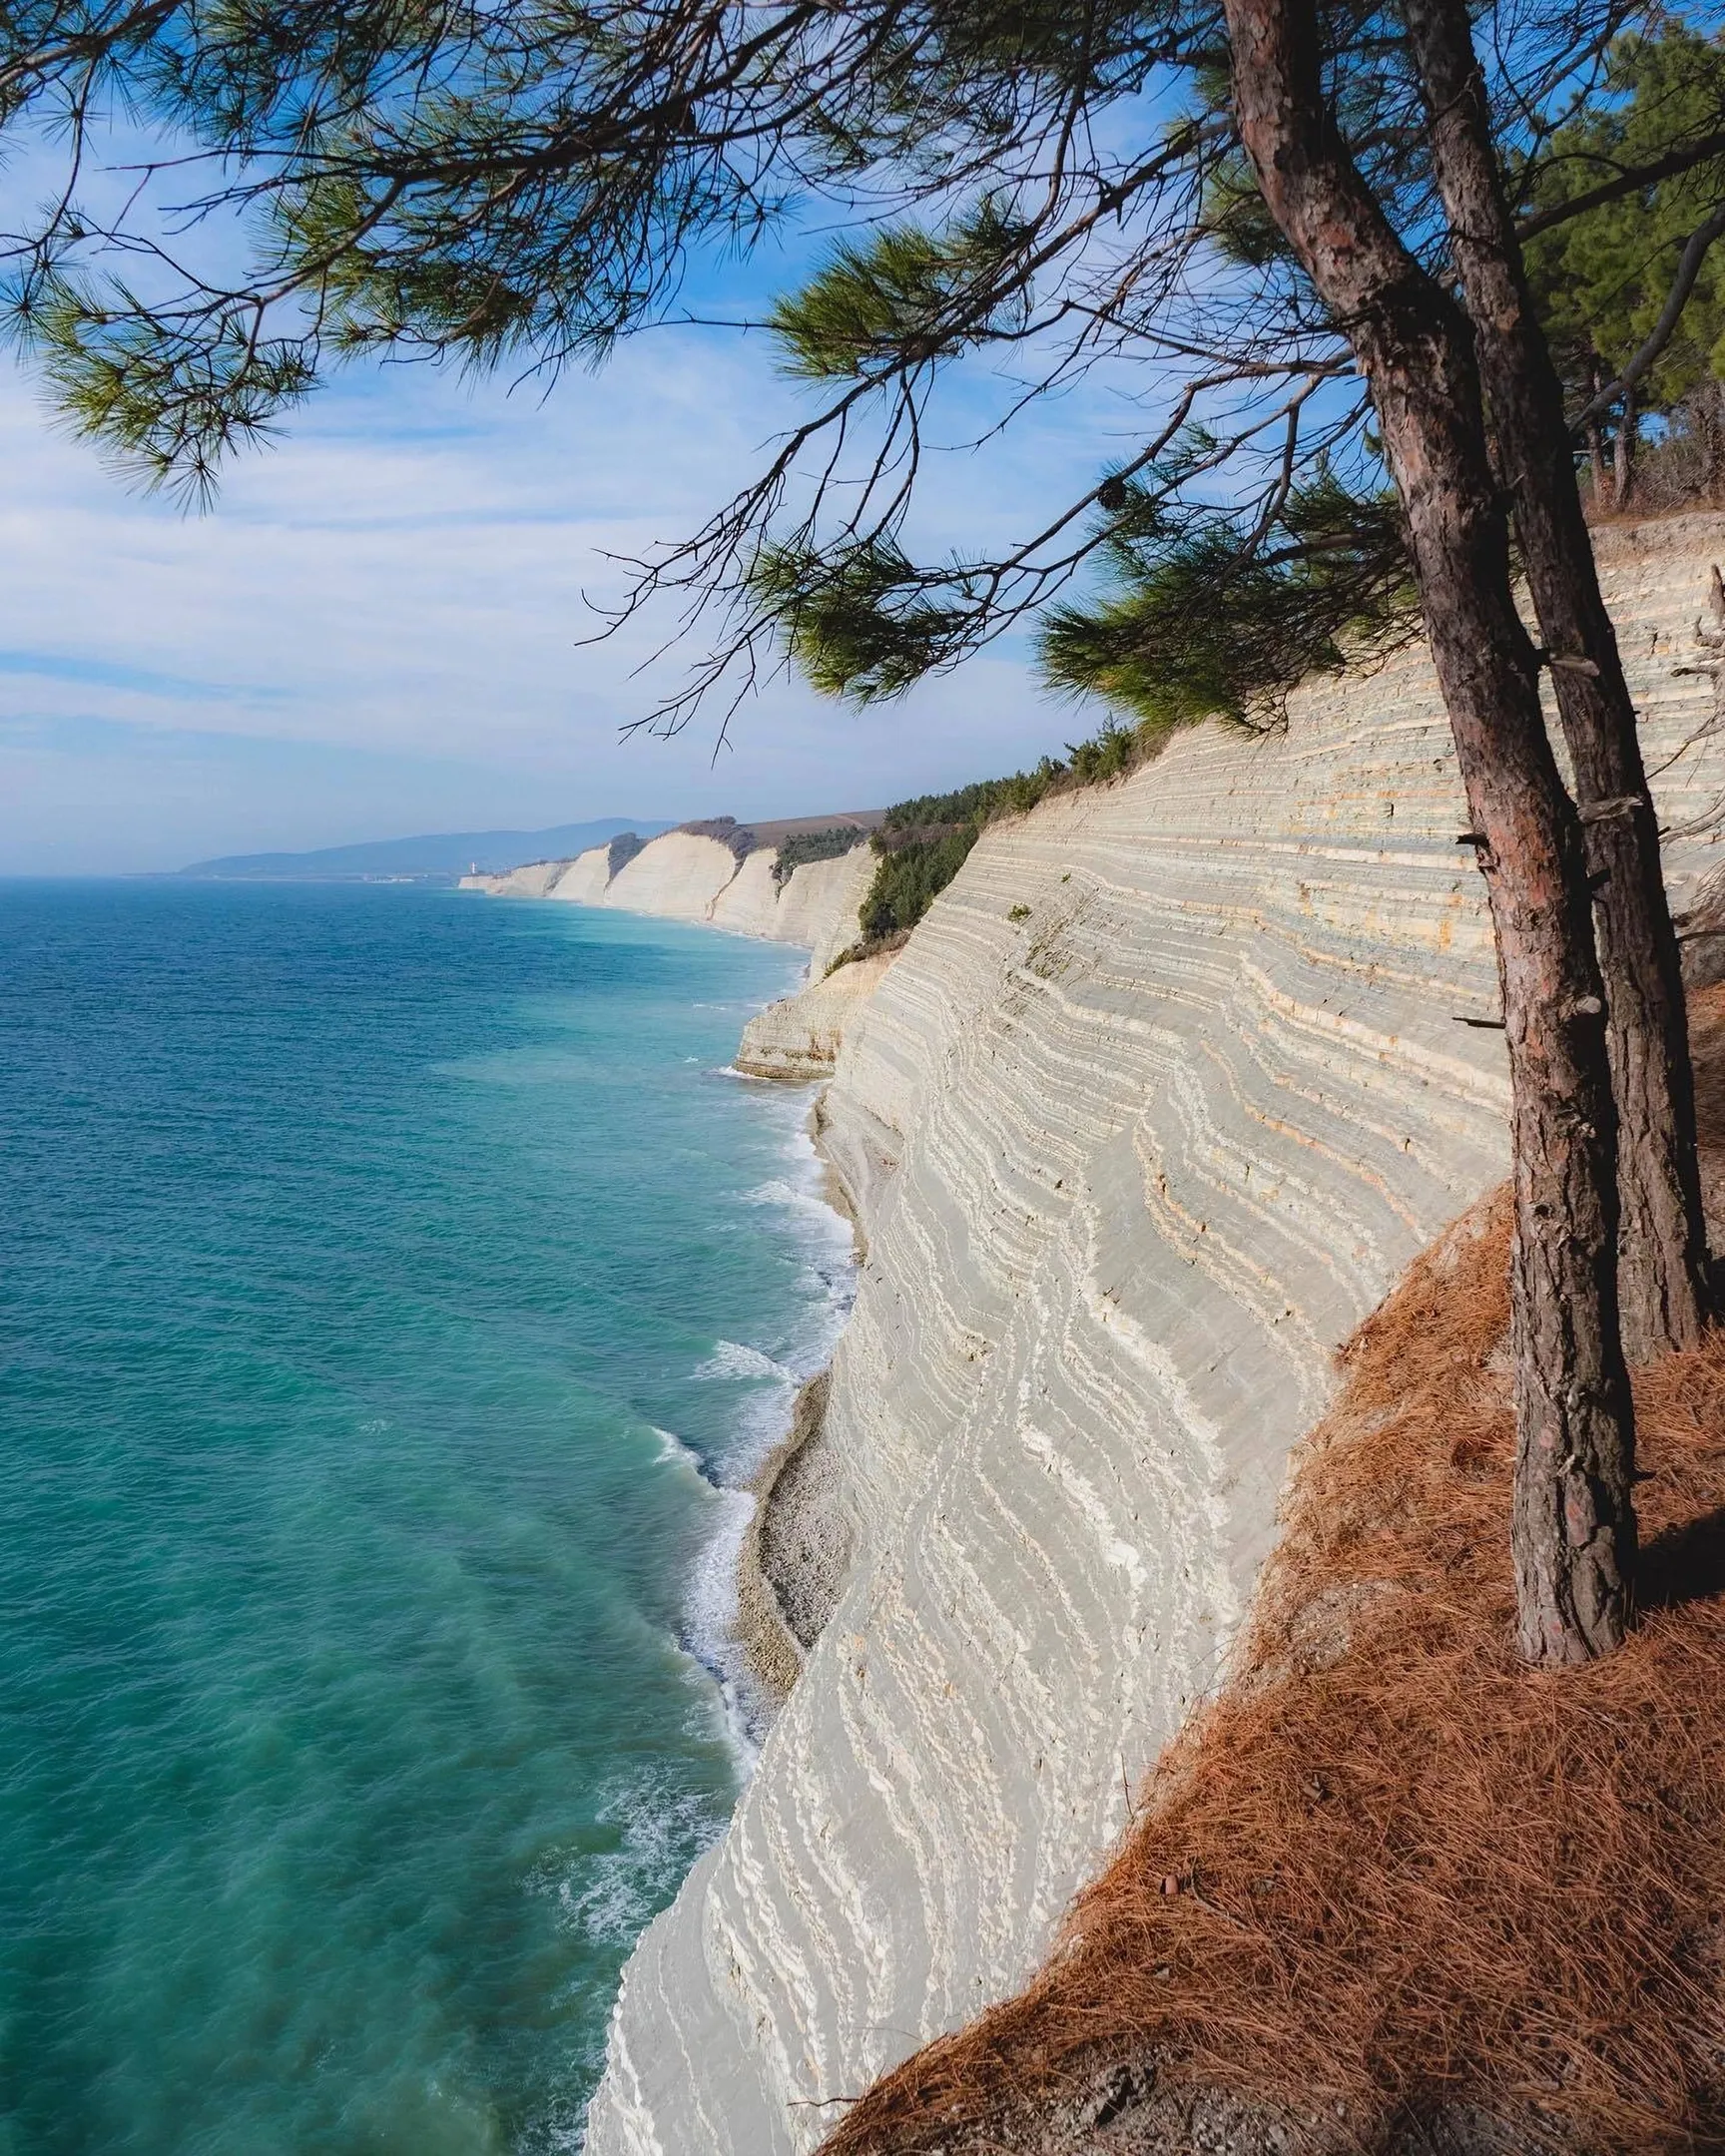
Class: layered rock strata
584,514,1725,2156
737,952,897,1079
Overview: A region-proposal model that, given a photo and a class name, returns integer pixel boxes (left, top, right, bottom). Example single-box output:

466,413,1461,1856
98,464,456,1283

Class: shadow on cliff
815,987,1725,2156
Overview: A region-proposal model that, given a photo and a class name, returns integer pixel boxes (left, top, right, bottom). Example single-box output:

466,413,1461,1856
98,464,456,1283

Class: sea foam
672,1084,858,1757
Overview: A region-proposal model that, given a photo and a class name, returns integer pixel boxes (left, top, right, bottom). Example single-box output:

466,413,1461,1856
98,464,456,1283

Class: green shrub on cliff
876,770,1057,834
857,822,983,943
840,736,1157,963
771,827,867,887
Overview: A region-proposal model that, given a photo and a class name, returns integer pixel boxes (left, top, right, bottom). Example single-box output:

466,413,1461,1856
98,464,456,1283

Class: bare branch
1516,129,1725,243
1571,200,1725,432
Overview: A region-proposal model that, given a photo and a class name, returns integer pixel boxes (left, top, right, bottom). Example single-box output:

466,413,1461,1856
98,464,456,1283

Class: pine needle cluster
1039,468,1417,734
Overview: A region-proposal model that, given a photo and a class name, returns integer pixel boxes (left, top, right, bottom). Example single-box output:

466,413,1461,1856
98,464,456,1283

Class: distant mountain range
176,819,676,882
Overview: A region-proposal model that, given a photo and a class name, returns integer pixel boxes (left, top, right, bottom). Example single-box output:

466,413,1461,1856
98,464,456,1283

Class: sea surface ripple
0,879,852,2155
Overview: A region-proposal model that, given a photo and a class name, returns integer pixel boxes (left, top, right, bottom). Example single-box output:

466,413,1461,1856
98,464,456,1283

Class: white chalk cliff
457,856,568,897
465,827,877,1020
736,952,897,1081
582,514,1725,2155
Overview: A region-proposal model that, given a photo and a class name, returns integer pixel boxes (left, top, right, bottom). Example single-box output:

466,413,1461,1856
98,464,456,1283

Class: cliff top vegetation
770,826,868,887
675,815,755,859
837,713,1202,959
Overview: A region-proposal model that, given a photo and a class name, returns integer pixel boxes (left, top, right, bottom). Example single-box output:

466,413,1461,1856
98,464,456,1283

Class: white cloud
0,318,1103,873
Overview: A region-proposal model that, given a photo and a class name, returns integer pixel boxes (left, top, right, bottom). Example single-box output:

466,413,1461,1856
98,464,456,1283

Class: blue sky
0,255,1126,873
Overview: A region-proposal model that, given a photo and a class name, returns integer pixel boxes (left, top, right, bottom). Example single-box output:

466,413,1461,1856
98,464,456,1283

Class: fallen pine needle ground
821,992,1725,2156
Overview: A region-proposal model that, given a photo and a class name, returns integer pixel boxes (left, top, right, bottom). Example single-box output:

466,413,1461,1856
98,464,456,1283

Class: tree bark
1586,362,1607,512
1404,0,1710,1364
1223,0,1636,1661
1615,384,1636,509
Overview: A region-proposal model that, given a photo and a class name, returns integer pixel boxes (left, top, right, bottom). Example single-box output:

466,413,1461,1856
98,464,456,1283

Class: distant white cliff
582,513,1725,2156
462,822,885,1070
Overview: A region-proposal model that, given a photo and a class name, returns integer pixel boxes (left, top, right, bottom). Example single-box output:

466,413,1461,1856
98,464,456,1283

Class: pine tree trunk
1615,387,1637,509
1586,368,1607,513
1223,0,1637,1662
1587,420,1607,511
1404,0,1710,1364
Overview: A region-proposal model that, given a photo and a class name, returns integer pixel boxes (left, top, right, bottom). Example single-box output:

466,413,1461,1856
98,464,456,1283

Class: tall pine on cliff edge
7,0,1725,1662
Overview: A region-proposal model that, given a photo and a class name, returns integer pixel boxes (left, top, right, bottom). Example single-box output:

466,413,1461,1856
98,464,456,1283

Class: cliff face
545,844,615,904
736,952,896,1080
467,826,876,997
588,830,750,922
456,856,567,896
706,846,874,976
583,514,1725,2156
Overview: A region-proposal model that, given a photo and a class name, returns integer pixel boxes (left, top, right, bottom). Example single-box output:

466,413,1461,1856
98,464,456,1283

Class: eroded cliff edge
586,516,1725,2156
465,819,879,994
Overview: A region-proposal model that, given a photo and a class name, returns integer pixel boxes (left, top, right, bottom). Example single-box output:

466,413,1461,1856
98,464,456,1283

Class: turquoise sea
0,880,852,2155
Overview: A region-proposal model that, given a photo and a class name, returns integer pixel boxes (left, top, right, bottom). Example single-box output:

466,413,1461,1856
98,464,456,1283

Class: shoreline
513,861,878,1735
617,899,872,1748
733,1370,831,1708
722,1105,862,1729
472,856,884,1749
675,1064,858,1758
724,1066,869,1721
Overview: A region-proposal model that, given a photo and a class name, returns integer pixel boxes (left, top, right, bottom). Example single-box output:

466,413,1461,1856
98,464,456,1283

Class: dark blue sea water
0,880,851,2155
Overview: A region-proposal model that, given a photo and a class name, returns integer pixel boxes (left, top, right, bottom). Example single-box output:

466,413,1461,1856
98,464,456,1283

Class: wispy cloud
0,301,1108,872
0,651,292,702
